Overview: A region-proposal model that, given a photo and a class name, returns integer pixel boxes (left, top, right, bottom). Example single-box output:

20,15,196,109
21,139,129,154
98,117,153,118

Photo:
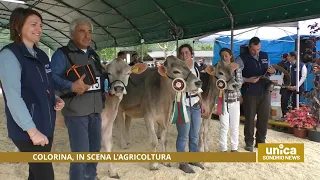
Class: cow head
205,60,238,91
157,56,202,93
103,59,147,96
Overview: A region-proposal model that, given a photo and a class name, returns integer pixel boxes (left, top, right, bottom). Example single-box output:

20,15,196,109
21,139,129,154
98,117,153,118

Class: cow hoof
163,162,171,167
150,167,159,171
120,142,131,149
150,163,159,171
110,174,120,179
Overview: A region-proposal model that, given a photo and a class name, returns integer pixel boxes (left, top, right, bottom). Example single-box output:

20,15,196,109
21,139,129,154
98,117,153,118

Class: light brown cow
199,60,239,152
100,59,147,179
108,56,202,176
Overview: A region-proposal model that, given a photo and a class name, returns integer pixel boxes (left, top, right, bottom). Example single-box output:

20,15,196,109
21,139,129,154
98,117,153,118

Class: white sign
270,75,283,104
87,77,101,91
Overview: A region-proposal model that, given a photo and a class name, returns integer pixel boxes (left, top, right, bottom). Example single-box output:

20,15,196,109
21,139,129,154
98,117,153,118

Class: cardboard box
270,102,282,120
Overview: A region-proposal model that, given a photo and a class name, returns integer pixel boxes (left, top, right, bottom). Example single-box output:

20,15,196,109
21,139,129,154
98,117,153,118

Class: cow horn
259,64,291,87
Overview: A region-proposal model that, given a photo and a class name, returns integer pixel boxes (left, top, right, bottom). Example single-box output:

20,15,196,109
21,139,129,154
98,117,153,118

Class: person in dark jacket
281,51,307,117
50,16,104,180
277,53,289,71
0,7,65,180
236,37,275,152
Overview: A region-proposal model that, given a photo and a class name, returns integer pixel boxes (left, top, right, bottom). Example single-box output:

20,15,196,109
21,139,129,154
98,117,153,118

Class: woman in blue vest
0,7,64,180
176,44,205,173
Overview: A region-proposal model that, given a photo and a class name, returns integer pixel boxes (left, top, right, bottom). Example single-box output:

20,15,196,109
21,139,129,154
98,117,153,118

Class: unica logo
265,144,297,155
258,143,304,162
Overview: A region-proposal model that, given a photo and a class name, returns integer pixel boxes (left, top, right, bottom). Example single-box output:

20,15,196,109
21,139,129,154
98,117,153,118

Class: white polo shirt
184,62,202,107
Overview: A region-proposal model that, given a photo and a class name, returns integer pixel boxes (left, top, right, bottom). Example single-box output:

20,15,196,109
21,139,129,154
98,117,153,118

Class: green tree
97,48,117,62
198,43,213,51
135,44,149,57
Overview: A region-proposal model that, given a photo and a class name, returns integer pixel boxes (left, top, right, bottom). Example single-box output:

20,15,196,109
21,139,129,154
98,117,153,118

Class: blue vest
289,62,305,92
278,61,291,85
240,51,270,96
1,43,56,140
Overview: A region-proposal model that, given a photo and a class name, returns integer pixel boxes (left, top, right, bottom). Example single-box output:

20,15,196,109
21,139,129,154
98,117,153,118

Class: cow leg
117,112,129,149
124,114,132,147
144,116,159,170
198,118,205,152
51,141,56,152
101,112,119,179
203,118,210,152
158,123,170,167
156,122,161,139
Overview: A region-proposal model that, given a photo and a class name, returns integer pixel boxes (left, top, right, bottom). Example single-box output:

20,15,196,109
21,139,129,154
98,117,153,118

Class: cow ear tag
132,67,139,74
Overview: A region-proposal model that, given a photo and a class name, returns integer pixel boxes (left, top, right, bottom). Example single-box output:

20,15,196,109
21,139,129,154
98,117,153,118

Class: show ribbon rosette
216,79,227,115
170,78,190,124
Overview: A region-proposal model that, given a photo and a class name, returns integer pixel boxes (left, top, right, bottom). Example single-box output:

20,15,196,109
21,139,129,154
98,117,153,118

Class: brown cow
100,58,147,178
199,60,239,152
105,56,202,177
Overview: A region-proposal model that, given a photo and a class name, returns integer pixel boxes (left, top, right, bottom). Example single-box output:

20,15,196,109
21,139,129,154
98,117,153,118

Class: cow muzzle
114,86,124,93
109,79,127,95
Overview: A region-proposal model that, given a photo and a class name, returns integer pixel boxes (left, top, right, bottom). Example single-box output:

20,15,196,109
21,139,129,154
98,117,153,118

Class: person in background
0,7,65,180
117,51,126,61
314,64,320,74
176,44,205,173
277,53,289,74
198,57,207,72
236,37,275,152
218,48,243,153
50,16,103,180
129,53,139,66
278,53,291,120
155,61,161,67
281,51,307,117
312,58,320,88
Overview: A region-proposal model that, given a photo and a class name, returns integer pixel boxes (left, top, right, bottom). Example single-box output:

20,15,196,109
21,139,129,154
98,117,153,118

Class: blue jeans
64,113,102,180
176,104,202,152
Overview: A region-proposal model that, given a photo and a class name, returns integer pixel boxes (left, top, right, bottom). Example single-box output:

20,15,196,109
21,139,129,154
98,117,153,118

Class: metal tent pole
176,39,179,57
220,0,234,52
141,39,145,62
48,48,51,60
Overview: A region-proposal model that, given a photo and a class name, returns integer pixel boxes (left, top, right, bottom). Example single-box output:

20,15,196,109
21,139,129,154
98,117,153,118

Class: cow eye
173,70,180,74
219,72,224,75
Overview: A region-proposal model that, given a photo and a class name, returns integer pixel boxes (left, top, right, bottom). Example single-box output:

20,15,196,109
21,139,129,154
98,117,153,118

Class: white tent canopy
196,18,320,43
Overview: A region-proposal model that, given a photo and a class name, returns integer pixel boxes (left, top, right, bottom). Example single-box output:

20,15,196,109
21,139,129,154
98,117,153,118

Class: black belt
186,94,198,98
192,102,200,108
